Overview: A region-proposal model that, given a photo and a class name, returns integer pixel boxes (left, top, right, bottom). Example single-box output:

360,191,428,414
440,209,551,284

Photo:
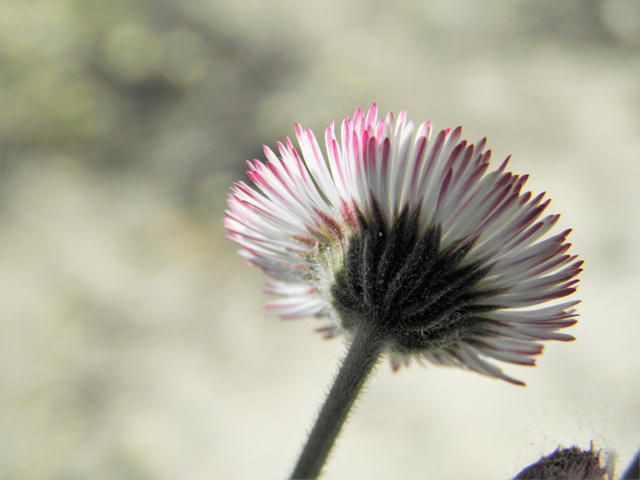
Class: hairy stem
290,323,385,479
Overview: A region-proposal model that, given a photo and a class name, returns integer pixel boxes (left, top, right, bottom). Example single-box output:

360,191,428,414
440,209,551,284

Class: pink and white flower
224,105,581,385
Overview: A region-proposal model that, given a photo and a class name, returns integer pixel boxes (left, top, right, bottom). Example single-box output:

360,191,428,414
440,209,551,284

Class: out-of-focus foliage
1,0,303,212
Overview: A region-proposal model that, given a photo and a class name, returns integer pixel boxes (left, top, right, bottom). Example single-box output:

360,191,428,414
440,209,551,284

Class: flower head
514,445,608,479
224,105,581,385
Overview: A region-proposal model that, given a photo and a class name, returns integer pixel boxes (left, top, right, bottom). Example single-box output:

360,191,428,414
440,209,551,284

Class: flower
224,105,581,385
514,445,608,479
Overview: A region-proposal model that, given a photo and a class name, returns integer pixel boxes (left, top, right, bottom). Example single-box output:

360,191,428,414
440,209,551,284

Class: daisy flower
225,105,582,478
225,104,581,386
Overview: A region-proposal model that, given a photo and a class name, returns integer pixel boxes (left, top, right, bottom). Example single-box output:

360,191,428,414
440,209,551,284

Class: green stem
290,323,385,479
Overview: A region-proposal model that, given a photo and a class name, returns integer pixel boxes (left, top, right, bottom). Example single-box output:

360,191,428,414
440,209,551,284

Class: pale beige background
2,1,640,479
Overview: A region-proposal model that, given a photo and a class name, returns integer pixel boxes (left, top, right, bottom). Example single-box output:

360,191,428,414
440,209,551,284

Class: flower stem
290,323,385,479
622,447,640,480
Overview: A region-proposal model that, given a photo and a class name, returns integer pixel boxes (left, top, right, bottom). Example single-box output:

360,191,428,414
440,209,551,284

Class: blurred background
1,0,639,478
